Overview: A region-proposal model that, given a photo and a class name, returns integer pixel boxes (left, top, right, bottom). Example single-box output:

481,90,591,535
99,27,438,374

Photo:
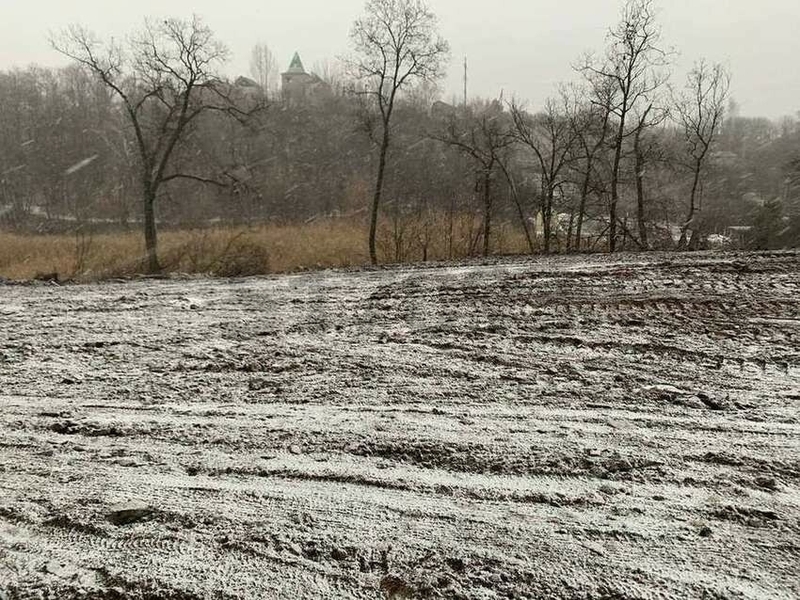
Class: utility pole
463,56,468,107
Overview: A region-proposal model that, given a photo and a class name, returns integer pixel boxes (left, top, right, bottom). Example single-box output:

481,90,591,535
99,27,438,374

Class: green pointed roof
287,52,306,74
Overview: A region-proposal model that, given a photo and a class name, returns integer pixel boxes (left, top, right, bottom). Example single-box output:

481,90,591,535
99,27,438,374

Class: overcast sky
0,0,797,119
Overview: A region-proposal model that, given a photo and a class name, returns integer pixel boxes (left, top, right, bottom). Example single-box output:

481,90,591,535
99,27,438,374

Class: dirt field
1,250,798,599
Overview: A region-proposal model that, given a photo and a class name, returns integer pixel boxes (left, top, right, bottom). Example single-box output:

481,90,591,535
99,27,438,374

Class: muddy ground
0,250,799,599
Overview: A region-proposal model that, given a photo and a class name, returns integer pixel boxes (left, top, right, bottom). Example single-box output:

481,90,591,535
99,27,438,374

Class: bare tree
496,155,536,254
565,82,613,251
511,98,578,254
312,58,346,95
631,102,668,248
347,0,450,265
674,60,730,248
250,43,279,97
580,0,671,252
436,102,515,257
52,16,248,273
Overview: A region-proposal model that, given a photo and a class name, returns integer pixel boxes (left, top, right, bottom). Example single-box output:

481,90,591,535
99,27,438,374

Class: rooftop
286,52,306,75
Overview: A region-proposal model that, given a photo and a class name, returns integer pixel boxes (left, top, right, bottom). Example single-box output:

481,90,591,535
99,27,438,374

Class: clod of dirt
445,557,466,572
644,384,686,396
599,484,620,496
696,392,730,411
582,541,605,556
330,547,349,561
682,396,708,410
713,505,780,526
286,542,303,556
43,560,78,579
115,458,144,468
49,420,128,438
301,542,321,560
49,420,81,435
644,385,728,411
39,410,71,418
754,477,779,491
107,501,154,526
289,445,303,455
644,385,694,405
380,575,415,599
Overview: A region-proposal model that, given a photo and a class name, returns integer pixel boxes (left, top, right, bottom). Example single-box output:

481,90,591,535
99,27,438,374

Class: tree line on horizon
0,0,798,274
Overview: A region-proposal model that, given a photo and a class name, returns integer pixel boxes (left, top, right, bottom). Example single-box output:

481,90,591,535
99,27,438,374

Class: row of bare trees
0,0,797,273
345,0,792,261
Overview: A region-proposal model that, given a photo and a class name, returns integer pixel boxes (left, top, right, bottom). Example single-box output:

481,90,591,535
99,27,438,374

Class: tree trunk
499,162,535,254
447,195,455,259
609,113,627,253
143,187,160,274
482,170,492,257
679,163,702,249
634,130,649,250
422,218,429,262
369,125,391,266
688,228,703,250
566,210,575,252
543,187,555,254
621,215,629,251
512,194,535,254
575,160,593,252
392,204,402,262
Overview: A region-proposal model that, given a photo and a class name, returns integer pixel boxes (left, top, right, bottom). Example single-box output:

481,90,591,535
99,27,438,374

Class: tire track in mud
0,517,372,600
1,250,799,599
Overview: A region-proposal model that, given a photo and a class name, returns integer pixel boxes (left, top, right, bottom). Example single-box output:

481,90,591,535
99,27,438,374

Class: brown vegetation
0,216,534,281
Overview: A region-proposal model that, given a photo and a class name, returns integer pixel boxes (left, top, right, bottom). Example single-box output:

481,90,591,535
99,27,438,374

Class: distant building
234,76,260,89
281,52,332,106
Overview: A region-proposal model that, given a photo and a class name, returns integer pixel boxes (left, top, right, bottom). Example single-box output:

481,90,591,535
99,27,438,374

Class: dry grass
0,216,535,281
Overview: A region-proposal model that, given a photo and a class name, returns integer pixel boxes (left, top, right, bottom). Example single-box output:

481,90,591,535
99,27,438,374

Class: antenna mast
463,56,468,107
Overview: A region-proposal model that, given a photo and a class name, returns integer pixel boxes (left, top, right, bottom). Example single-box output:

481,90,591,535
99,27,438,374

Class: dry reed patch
0,223,365,281
0,217,534,281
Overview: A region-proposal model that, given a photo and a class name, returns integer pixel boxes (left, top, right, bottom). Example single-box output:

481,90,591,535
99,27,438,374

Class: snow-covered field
1,251,799,599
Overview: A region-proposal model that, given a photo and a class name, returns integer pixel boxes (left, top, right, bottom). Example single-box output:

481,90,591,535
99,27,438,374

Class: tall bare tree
631,102,668,248
312,59,347,96
52,16,246,273
511,98,578,253
674,60,730,248
565,82,613,251
436,102,515,257
580,0,671,252
347,0,450,265
250,43,279,98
